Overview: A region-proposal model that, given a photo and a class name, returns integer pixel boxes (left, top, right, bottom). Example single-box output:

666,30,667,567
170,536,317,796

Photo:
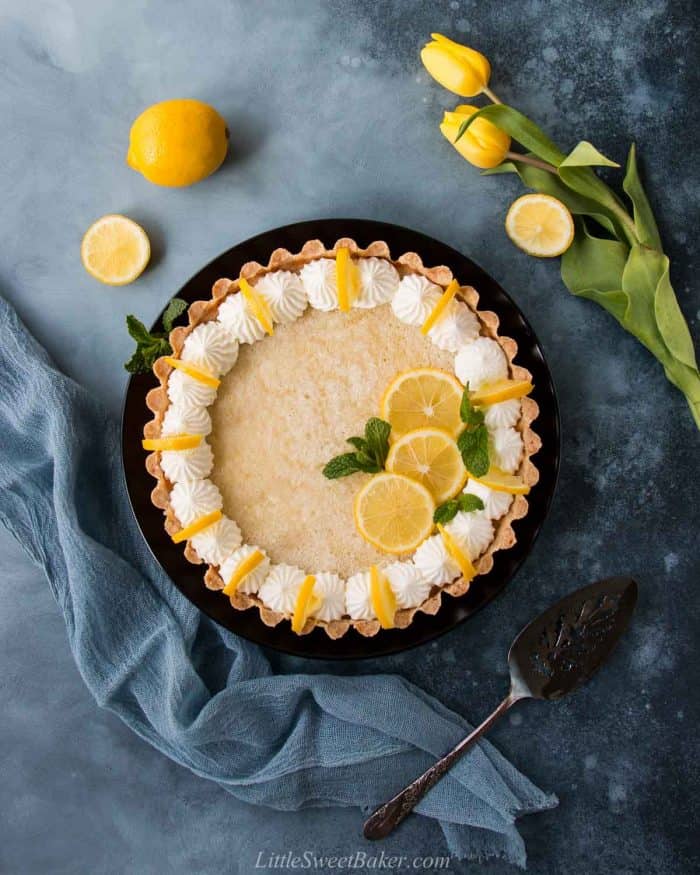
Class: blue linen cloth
0,295,556,867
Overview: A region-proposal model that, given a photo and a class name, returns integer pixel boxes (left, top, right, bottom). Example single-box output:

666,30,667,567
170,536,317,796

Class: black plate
122,219,560,659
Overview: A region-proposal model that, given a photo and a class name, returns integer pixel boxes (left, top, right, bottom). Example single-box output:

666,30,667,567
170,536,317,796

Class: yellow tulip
440,105,511,169
421,33,491,98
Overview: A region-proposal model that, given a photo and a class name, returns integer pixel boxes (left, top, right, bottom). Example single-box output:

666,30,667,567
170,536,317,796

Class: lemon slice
353,473,435,555
81,214,151,286
171,509,222,544
142,434,202,451
369,565,397,629
505,194,574,258
336,247,360,312
222,549,266,597
386,427,466,504
291,574,321,633
420,279,459,335
470,379,533,406
437,524,476,581
164,357,220,388
470,467,530,495
239,277,274,335
380,368,465,439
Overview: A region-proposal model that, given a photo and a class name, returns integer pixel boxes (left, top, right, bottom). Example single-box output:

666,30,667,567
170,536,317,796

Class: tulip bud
421,33,491,97
440,104,511,169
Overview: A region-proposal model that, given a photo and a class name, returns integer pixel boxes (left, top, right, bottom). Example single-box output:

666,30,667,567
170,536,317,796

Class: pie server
363,575,638,840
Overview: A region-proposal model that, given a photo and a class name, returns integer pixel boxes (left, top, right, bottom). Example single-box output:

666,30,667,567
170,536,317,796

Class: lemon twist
335,247,360,312
222,549,266,597
369,566,397,629
172,510,222,544
142,434,202,452
291,575,322,633
239,277,274,335
164,357,220,388
437,524,476,581
420,279,460,335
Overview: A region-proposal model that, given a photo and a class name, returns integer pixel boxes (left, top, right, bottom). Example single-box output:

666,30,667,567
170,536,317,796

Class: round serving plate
122,218,560,660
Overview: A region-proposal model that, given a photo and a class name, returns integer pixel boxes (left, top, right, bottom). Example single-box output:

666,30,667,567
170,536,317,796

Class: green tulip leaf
560,141,620,169
622,144,663,251
560,221,629,322
654,258,698,370
455,104,565,167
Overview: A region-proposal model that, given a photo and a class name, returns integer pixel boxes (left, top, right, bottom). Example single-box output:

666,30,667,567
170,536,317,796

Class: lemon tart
142,238,540,638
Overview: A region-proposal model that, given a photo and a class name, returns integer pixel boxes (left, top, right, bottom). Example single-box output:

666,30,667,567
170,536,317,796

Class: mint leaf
355,450,382,473
460,385,485,427
126,314,155,345
458,426,490,477
347,436,367,452
323,454,362,479
458,493,485,513
124,313,172,375
162,297,188,333
433,499,459,525
364,417,391,467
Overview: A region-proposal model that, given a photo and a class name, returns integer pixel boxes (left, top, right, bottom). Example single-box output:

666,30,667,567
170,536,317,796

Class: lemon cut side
353,473,435,555
81,214,150,286
505,194,574,258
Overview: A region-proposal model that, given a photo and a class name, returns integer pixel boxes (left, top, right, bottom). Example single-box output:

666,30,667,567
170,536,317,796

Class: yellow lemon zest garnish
141,434,202,452
420,279,460,335
291,574,320,633
335,247,360,312
386,427,466,504
171,510,222,544
369,565,397,629
164,357,220,388
380,367,465,439
222,549,266,597
470,467,530,495
437,524,476,581
239,277,274,335
470,379,533,406
353,473,435,555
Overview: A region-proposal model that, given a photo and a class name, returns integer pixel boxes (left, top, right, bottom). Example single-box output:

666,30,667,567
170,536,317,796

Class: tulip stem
505,151,557,173
482,86,502,104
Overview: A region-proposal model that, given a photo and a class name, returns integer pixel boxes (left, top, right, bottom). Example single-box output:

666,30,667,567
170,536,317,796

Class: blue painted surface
1,1,698,872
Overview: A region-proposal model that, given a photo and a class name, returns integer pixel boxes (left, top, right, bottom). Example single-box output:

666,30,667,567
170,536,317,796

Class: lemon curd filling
142,244,538,637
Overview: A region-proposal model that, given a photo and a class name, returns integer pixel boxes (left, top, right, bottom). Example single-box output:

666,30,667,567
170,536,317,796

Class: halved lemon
380,368,464,439
420,279,459,335
470,379,533,406
505,194,574,258
386,427,466,504
142,434,202,451
239,277,274,335
81,214,150,286
353,472,435,554
470,467,530,495
369,565,397,629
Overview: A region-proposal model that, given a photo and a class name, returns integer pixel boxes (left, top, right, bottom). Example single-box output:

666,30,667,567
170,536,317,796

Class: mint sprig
433,492,484,525
323,417,391,479
124,297,188,375
457,385,490,477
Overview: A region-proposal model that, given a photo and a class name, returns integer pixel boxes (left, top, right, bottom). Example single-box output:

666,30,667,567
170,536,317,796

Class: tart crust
143,238,541,638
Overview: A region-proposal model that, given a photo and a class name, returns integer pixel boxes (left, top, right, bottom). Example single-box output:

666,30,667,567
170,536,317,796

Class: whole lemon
127,99,229,187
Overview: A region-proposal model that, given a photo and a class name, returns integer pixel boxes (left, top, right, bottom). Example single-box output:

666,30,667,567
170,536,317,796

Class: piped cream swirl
255,270,308,323
219,545,270,595
170,478,222,526
345,571,375,620
167,369,217,408
217,292,266,344
311,572,345,621
181,321,239,376
391,274,442,326
428,300,480,353
455,336,508,390
384,562,431,609
191,517,242,566
300,259,338,310
258,565,306,614
160,441,213,483
355,257,399,308
412,535,460,586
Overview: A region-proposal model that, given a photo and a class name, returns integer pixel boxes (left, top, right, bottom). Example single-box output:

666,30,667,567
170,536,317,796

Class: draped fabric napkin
0,295,556,867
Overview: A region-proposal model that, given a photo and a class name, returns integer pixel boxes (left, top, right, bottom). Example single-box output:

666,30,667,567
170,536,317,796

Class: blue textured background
1,1,698,872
